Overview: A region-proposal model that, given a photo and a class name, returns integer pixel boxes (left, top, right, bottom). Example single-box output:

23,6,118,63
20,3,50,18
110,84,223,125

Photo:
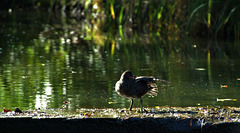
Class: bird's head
121,70,136,80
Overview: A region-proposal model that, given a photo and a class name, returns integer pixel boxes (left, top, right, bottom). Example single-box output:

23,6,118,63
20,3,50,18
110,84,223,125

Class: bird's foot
139,108,148,113
143,108,149,113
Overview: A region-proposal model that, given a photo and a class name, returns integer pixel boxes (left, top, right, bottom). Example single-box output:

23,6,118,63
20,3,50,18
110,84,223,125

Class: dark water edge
0,118,239,133
1,106,240,133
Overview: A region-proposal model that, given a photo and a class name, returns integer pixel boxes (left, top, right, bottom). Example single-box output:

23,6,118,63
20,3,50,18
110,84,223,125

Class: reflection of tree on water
0,10,240,111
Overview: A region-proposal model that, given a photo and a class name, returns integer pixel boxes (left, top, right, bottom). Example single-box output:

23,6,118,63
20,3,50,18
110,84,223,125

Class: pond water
0,11,240,111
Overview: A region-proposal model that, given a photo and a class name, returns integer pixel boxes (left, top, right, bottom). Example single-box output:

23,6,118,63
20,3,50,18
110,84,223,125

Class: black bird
115,70,169,112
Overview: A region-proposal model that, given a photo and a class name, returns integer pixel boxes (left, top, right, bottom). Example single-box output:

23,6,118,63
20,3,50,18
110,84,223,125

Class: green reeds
4,0,240,40
208,0,213,28
187,0,240,39
119,6,124,39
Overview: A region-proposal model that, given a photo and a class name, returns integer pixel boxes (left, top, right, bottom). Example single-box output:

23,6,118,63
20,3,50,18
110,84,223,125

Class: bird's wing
135,76,155,83
135,76,158,96
136,76,171,84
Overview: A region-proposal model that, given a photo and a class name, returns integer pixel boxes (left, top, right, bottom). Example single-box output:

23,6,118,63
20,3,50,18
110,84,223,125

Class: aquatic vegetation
1,0,239,40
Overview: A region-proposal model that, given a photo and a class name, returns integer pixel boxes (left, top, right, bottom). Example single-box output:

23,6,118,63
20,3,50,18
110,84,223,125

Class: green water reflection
0,11,240,111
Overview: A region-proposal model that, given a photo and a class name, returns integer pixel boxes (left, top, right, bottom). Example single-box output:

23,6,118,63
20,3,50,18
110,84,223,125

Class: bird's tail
147,83,158,96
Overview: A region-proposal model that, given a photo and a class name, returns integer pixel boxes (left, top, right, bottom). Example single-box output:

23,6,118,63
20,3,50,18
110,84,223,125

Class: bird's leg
129,99,133,111
140,97,143,113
